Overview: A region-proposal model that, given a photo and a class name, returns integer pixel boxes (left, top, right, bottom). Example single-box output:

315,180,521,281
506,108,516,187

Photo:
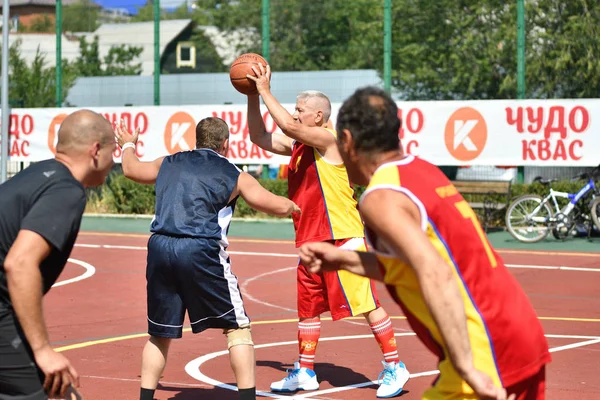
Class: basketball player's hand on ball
114,118,140,148
299,242,346,273
463,368,516,400
246,63,271,95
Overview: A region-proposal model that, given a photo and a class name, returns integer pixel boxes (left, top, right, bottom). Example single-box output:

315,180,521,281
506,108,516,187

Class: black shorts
0,305,47,399
146,234,251,338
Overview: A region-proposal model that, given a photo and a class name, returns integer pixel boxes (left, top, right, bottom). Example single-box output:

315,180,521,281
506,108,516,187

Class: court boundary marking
73,243,600,272
77,231,600,257
184,333,600,399
51,258,96,288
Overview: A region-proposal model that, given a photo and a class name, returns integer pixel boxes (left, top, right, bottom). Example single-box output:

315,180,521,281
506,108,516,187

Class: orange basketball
229,53,269,95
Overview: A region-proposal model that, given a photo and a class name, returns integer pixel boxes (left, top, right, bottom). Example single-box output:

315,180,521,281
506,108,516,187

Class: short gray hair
296,90,332,122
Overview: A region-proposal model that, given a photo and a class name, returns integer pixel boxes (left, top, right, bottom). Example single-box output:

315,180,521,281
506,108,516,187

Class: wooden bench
451,180,512,232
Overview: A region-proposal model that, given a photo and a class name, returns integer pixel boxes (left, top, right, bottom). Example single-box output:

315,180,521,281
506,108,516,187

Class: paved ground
80,215,600,252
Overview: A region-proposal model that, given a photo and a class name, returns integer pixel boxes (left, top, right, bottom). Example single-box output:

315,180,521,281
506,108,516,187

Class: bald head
56,110,114,155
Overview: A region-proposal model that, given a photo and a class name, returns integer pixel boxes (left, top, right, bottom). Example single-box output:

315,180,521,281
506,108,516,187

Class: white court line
81,375,210,388
74,243,600,272
241,267,297,313
185,333,600,399
51,258,96,287
185,333,417,399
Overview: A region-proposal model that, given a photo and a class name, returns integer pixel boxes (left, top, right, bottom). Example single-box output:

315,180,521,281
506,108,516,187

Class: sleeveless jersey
287,128,364,247
151,149,240,248
362,155,550,393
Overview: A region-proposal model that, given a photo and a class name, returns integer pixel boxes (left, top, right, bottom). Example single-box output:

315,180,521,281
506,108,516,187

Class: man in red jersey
300,86,551,400
245,65,410,398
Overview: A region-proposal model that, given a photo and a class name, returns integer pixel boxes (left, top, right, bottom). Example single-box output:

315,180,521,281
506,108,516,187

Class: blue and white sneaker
376,360,410,398
270,361,319,392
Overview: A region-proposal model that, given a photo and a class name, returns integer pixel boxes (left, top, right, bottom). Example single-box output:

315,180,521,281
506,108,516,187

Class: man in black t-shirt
0,110,115,399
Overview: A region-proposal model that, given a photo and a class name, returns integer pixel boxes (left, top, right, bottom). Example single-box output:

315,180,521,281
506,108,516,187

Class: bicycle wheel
591,196,600,232
505,194,554,243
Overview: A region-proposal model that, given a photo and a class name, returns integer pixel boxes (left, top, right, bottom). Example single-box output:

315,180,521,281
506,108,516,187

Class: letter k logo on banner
445,108,488,162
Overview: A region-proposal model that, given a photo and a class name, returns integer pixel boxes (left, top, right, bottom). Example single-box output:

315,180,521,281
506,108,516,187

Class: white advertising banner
1,99,599,166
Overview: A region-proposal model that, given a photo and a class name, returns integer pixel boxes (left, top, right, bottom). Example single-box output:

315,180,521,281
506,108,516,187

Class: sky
92,0,189,15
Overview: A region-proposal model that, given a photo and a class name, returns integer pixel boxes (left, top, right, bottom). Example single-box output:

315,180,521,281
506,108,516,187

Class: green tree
525,0,600,98
63,0,101,33
73,36,143,76
4,39,77,107
194,0,382,72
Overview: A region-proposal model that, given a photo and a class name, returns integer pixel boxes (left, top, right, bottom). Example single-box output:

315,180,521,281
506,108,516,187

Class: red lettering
114,141,145,159
523,139,582,161
552,140,567,161
227,143,237,158
135,140,145,157
9,114,20,139
9,140,29,157
569,140,583,160
21,115,34,135
522,140,536,160
538,140,551,160
237,140,248,159
526,107,543,133
507,107,524,133
405,140,419,155
406,109,424,134
134,113,149,135
250,143,261,159
543,106,566,139
228,111,244,135
262,149,273,159
568,106,589,134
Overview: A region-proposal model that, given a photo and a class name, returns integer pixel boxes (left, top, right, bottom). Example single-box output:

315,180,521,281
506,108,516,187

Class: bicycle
505,165,600,243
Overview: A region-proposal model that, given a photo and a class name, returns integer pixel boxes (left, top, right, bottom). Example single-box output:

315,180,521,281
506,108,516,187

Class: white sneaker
376,360,410,398
270,361,319,392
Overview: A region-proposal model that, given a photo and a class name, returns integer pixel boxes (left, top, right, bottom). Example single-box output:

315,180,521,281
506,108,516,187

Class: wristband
122,142,136,151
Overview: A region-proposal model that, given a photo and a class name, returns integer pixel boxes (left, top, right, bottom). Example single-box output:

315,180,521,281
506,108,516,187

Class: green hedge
85,172,591,225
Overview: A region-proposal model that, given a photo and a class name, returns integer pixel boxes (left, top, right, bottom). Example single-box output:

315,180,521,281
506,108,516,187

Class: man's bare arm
234,171,300,217
247,64,337,152
247,95,293,156
299,242,383,281
4,230,52,352
121,148,165,185
360,189,474,378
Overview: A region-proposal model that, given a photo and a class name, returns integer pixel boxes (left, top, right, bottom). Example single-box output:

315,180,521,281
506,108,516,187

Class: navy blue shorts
146,234,251,338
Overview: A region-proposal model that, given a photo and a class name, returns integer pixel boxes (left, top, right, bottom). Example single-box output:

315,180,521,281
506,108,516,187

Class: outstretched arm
115,119,165,184
247,64,337,151
299,242,383,282
247,94,293,156
235,171,300,217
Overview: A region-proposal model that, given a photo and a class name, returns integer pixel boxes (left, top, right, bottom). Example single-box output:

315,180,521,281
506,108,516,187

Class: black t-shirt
0,159,87,306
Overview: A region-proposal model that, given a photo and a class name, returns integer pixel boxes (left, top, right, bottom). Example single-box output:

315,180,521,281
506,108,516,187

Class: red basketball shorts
297,237,381,321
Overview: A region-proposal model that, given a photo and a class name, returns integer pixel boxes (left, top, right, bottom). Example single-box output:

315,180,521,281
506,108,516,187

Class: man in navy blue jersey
115,117,299,400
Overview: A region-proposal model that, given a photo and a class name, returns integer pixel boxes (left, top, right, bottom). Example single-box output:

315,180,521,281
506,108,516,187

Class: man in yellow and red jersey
246,65,410,398
300,86,551,400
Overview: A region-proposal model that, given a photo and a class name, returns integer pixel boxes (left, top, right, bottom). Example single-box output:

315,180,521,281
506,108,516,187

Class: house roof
0,32,81,68
76,19,193,75
1,0,83,7
0,19,193,75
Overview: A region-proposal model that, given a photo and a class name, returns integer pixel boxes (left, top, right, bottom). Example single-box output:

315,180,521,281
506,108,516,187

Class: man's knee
224,325,254,349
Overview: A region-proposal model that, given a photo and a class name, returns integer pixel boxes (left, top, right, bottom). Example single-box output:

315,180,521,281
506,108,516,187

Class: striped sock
370,316,399,363
298,318,321,370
